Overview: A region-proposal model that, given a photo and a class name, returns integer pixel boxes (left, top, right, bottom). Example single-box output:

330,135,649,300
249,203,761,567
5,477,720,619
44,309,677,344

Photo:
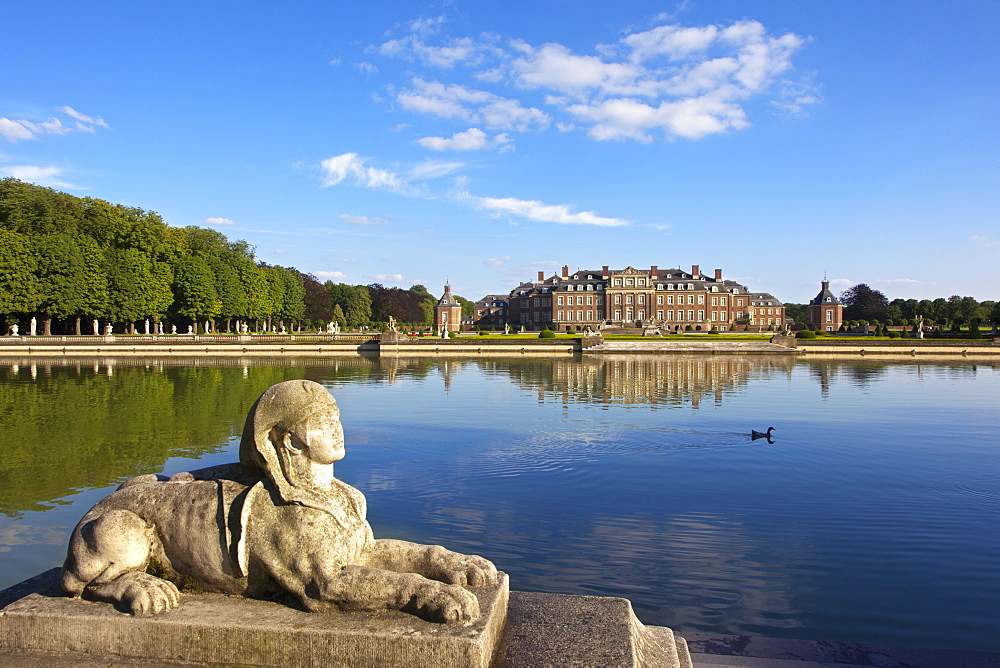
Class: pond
1,354,998,653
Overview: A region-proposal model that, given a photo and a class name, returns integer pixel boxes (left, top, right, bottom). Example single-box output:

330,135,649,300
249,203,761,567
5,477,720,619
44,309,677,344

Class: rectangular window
698,295,704,304
637,310,644,320
577,310,583,320
638,295,645,304
534,312,540,322
577,296,584,305
826,310,833,322
557,311,564,320
615,295,622,304
626,295,633,304
615,310,622,320
738,299,744,307
688,310,694,320
657,310,664,319
533,298,540,307
667,311,674,321
712,311,718,321
557,296,563,305
597,296,603,305
667,295,674,305
586,310,593,320
711,297,718,306
721,297,727,306
657,295,663,305
688,295,694,305
567,311,573,321
698,310,704,320
587,296,593,305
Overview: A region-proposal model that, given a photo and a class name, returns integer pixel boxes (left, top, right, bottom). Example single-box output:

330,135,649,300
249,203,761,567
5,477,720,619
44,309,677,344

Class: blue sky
2,1,997,303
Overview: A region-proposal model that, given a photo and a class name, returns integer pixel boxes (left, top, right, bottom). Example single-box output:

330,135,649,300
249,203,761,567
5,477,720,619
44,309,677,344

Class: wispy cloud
339,213,388,225
204,217,237,226
0,106,108,142
970,235,1000,248
485,256,510,266
377,17,814,142
456,189,629,227
319,153,408,191
416,127,513,151
0,165,78,188
373,273,405,281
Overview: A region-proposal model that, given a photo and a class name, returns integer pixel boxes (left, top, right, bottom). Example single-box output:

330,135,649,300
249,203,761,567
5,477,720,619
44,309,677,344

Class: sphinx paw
115,572,181,616
406,581,480,624
430,548,499,587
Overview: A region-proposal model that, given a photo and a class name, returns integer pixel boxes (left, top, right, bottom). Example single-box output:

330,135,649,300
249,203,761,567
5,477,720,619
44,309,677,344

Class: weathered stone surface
1,569,508,667
502,591,691,668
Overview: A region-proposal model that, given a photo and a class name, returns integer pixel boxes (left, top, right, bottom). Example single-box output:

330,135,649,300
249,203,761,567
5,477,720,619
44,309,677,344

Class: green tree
171,256,221,329
31,233,91,334
0,228,40,318
106,248,173,325
841,284,888,322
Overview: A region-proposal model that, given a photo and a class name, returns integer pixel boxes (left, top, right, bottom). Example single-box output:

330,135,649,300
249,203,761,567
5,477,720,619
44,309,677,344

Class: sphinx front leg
365,539,498,587
62,508,180,616
318,565,481,624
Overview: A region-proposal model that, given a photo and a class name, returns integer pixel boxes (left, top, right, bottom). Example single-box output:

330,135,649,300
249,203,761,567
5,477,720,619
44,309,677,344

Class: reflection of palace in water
500,355,796,408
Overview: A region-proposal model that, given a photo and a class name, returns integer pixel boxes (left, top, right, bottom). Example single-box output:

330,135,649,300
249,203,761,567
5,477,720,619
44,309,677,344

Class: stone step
503,591,692,668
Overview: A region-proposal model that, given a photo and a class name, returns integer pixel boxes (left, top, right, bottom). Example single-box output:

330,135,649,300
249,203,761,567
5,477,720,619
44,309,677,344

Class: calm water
1,354,998,652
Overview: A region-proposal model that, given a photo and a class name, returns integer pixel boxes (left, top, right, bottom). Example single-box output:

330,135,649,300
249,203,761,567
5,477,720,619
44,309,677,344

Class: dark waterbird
751,427,775,441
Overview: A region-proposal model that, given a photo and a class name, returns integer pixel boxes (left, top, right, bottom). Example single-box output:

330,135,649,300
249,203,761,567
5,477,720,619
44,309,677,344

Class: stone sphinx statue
61,380,498,623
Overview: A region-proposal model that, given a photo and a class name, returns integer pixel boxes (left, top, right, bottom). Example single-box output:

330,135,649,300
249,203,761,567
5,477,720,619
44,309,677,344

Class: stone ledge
0,569,508,668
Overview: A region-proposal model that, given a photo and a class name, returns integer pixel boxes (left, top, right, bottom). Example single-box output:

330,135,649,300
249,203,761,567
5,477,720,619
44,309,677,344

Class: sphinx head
239,380,345,497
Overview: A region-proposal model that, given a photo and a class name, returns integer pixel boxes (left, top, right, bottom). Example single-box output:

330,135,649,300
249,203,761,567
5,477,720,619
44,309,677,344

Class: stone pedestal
0,569,508,667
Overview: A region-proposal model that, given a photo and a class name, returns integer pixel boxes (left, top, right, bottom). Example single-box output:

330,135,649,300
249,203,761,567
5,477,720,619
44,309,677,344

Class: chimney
538,270,545,281
650,265,658,278
562,265,569,277
602,265,609,277
444,284,451,294
691,265,700,278
821,280,830,291
715,268,722,281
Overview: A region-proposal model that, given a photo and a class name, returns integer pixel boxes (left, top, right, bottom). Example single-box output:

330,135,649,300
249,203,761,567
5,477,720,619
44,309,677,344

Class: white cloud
458,190,629,227
1,106,108,142
204,217,237,226
339,213,387,225
376,17,813,143
319,153,407,191
397,78,549,131
315,270,348,279
0,165,77,188
355,62,378,74
373,273,405,281
485,256,510,266
416,127,512,151
341,257,358,263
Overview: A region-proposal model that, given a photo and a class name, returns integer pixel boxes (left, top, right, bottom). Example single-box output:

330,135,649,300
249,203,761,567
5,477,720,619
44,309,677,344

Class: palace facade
487,265,785,332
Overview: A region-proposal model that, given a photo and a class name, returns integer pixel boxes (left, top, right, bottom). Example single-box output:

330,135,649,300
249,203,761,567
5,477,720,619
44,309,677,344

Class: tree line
785,283,999,329
0,179,471,334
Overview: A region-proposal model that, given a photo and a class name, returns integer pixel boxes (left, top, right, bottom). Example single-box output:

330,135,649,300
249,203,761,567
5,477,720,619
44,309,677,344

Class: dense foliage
785,283,997,329
0,179,466,333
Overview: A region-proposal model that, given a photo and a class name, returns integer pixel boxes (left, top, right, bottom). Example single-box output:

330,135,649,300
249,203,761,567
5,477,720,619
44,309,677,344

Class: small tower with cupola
435,284,463,336
808,279,843,332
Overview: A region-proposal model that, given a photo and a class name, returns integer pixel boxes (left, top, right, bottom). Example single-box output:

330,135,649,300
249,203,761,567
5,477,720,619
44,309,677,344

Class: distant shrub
887,329,899,338
685,324,693,332
796,329,817,339
709,326,719,334
538,327,556,339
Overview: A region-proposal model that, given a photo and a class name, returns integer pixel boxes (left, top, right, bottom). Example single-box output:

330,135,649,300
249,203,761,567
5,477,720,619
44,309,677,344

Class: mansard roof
809,282,841,306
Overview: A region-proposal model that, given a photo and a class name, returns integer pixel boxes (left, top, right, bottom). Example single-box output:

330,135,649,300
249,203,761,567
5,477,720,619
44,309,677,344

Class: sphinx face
302,408,345,466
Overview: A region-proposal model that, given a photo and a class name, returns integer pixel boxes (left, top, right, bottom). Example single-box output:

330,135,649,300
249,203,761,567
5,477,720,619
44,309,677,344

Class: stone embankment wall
796,339,1000,359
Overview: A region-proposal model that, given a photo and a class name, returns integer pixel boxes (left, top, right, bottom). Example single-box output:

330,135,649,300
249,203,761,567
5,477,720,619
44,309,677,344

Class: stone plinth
0,569,508,667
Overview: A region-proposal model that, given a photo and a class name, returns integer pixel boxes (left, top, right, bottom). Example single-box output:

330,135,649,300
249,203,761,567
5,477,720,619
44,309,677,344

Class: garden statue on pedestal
61,380,498,623
30,317,36,336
